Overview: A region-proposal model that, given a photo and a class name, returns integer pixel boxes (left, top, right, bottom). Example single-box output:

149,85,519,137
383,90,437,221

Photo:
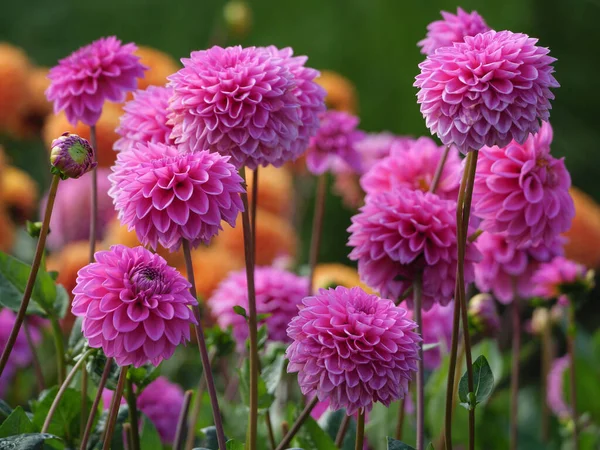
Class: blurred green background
1,0,598,264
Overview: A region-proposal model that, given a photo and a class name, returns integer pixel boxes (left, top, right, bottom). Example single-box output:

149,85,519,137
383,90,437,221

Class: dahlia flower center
131,266,164,292
417,177,430,192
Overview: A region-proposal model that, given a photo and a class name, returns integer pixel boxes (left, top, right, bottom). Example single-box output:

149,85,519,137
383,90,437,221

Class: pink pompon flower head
209,267,308,350
46,36,147,126
109,142,244,251
137,377,185,444
414,30,559,153
418,8,491,55
360,136,461,201
114,86,175,152
50,132,96,179
348,188,481,309
474,231,564,304
531,256,591,302
306,110,365,175
72,245,198,367
547,355,571,420
168,45,305,169
286,286,420,415
473,122,574,248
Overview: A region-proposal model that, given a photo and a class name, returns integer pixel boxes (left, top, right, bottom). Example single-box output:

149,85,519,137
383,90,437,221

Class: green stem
509,294,521,450
185,351,214,450
395,397,406,441
79,357,114,450
126,375,141,450
89,124,98,263
307,174,327,295
173,390,193,450
335,414,351,448
0,174,60,379
355,410,365,450
102,366,128,450
274,396,319,450
49,315,66,384
429,145,450,194
23,319,45,392
568,303,579,450
414,273,424,450
80,363,88,437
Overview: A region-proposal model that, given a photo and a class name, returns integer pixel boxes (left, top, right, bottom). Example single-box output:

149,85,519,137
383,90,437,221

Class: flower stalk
125,376,141,450
510,291,521,450
89,125,98,263
274,396,319,450
307,174,327,295
567,302,579,450
80,358,114,450
355,409,365,450
413,273,425,450
102,366,129,450
173,390,194,450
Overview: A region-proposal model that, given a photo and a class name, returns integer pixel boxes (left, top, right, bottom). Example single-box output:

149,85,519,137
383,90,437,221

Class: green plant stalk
102,366,129,450
80,362,88,437
540,317,553,442
0,174,60,379
413,273,424,450
335,414,352,448
185,351,213,450
429,145,450,194
509,293,521,450
89,124,98,263
307,174,327,295
395,397,406,441
49,315,66,384
173,390,193,450
568,302,579,450
125,376,141,450
274,396,319,450
79,357,114,450
355,410,365,450
24,319,45,392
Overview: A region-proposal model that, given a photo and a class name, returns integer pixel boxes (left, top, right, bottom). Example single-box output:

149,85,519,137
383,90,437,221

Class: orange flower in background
246,166,294,218
135,46,180,92
312,263,373,293
0,43,30,133
0,165,38,223
10,67,52,138
563,187,600,268
316,70,358,114
0,209,15,252
43,101,122,167
214,208,297,266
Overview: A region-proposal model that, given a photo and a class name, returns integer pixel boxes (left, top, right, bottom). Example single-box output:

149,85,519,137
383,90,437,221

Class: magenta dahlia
209,267,308,349
114,86,174,152
473,122,574,248
360,136,461,201
418,8,491,55
414,30,559,153
168,45,304,169
286,286,420,415
46,36,147,126
71,245,197,367
109,142,244,251
305,110,364,175
547,355,571,420
474,231,563,304
348,188,480,309
531,256,589,302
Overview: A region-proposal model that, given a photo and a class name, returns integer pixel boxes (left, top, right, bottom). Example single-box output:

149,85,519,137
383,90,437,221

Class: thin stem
182,240,227,450
49,315,66,384
307,174,327,296
0,174,59,379
395,398,406,441
125,376,141,450
568,303,579,450
124,424,134,450
509,295,521,450
335,414,352,448
275,396,319,450
355,410,365,450
265,410,277,450
435,345,465,450
251,168,259,259
42,349,94,433
102,366,128,450
89,124,98,263
79,357,114,450
429,145,450,194
239,167,259,450
23,319,44,392
185,351,214,450
413,273,424,450
540,318,553,442
173,390,194,450
80,364,88,437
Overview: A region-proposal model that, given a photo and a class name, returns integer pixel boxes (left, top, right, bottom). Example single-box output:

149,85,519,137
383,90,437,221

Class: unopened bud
50,132,96,179
224,1,252,38
468,293,500,338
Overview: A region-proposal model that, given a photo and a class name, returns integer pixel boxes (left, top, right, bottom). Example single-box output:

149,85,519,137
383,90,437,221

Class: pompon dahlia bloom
114,85,174,152
348,188,480,309
547,355,571,420
168,45,304,169
46,36,147,126
414,30,559,153
209,267,308,349
72,245,197,367
473,122,574,248
531,256,589,301
418,8,490,55
109,142,244,251
361,136,461,201
474,231,563,304
286,286,420,415
305,110,364,175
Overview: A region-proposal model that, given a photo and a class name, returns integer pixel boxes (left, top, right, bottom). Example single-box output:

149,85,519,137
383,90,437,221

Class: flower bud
50,132,96,179
468,293,500,338
223,1,252,38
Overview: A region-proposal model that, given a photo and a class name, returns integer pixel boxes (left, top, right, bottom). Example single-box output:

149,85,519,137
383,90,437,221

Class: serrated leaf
386,437,416,450
32,387,86,441
292,416,336,450
0,433,61,449
139,415,162,450
0,406,36,437
458,355,494,410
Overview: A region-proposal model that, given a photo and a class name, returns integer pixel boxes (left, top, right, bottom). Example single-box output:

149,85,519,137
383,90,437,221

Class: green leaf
139,415,162,450
0,433,61,449
458,355,494,410
197,426,219,450
292,416,336,450
0,251,50,315
53,284,70,318
0,406,36,437
257,324,268,350
426,444,434,450
233,305,247,318
423,342,440,352
128,364,161,391
67,317,86,358
31,387,86,441
238,359,274,411
318,409,355,450
0,401,12,420
204,325,235,358
262,353,286,395
87,353,120,392
225,440,245,450
387,437,416,449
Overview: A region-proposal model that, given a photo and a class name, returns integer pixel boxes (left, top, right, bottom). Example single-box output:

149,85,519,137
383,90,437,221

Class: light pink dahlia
71,245,197,367
168,45,303,169
114,85,174,152
46,36,147,126
360,136,461,201
41,168,115,251
474,231,564,304
109,142,244,251
418,8,491,55
531,256,588,302
286,286,420,415
348,188,480,309
414,30,559,153
306,110,365,175
209,267,308,349
473,122,574,248
547,355,571,420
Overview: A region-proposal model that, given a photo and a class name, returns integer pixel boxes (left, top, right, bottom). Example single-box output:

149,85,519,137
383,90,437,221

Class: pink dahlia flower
418,8,491,55
474,231,563,304
360,136,461,201
547,355,571,420
168,45,303,169
286,286,420,415
348,188,480,309
531,256,588,301
209,267,308,349
114,86,174,152
473,122,574,248
414,30,559,153
71,245,197,367
306,110,364,175
41,168,115,251
46,36,147,126
109,142,244,251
